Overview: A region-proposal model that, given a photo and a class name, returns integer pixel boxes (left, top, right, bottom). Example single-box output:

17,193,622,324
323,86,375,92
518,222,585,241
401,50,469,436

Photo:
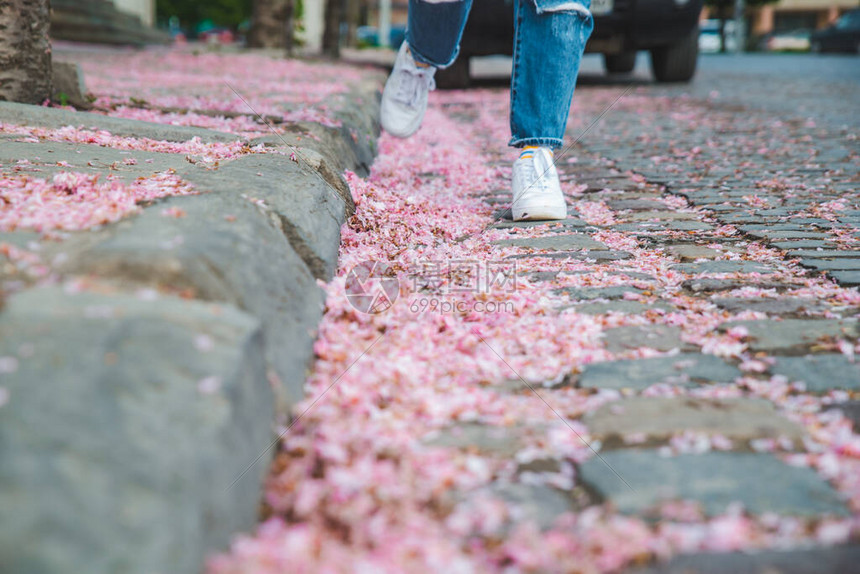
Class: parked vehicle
759,29,811,52
357,25,407,50
436,0,704,88
811,9,860,54
698,19,738,53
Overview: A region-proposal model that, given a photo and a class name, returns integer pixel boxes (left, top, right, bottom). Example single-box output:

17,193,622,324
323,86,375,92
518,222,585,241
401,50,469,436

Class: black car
437,0,704,88
811,9,860,54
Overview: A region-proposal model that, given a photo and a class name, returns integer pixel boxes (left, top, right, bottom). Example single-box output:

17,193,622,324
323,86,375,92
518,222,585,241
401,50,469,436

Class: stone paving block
492,207,578,221
489,217,588,231
572,301,673,315
664,221,714,231
828,270,860,286
556,285,643,301
527,271,559,282
51,61,88,108
754,231,833,240
578,354,741,390
770,354,860,392
423,424,531,457
771,240,840,250
711,297,825,315
787,249,860,259
739,224,808,232
583,397,804,446
607,199,671,211
611,223,672,232
800,258,860,271
508,250,632,261
671,261,775,275
665,244,729,261
0,287,272,574
827,401,860,432
603,325,689,353
625,211,701,222
578,451,850,517
682,278,798,293
629,546,860,574
470,483,577,531
720,319,860,354
610,270,657,281
492,234,608,251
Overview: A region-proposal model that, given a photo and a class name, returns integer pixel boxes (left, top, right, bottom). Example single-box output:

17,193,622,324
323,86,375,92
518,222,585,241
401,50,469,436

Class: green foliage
704,0,778,10
156,0,253,30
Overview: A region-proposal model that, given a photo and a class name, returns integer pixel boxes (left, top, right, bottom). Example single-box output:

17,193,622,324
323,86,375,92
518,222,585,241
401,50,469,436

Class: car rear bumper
589,0,703,53
459,0,703,56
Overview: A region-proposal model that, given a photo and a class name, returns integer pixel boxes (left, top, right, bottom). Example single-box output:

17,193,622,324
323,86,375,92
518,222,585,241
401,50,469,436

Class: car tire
435,57,471,90
604,51,637,74
650,27,699,83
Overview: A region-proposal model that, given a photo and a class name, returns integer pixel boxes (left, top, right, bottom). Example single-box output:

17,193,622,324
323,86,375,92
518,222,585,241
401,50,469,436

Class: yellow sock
519,146,551,160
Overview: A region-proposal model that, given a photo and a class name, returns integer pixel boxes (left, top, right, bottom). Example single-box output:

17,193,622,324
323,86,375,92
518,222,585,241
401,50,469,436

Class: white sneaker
380,42,436,138
511,147,567,221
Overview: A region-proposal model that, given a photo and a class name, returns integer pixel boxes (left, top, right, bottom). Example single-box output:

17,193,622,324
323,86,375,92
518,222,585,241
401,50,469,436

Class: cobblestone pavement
212,60,860,572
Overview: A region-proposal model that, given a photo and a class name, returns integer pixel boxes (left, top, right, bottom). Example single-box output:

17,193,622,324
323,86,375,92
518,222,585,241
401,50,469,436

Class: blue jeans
406,0,594,150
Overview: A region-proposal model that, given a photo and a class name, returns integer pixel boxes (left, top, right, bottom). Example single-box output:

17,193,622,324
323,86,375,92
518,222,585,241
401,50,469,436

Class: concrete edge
0,75,383,573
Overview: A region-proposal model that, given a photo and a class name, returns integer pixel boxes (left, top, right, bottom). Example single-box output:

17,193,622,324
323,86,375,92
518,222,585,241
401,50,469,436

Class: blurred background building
51,0,164,45
50,0,858,51
747,0,856,35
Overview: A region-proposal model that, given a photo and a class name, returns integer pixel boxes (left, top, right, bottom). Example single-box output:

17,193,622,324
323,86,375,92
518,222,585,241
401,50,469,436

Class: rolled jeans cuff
405,33,461,69
509,136,564,150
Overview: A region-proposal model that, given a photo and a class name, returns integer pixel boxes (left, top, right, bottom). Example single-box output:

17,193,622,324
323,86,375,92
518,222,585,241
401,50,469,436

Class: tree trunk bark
0,0,52,104
345,0,360,47
248,0,295,52
322,0,343,57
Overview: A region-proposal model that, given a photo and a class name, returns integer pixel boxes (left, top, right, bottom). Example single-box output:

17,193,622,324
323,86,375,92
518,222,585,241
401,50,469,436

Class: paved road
474,52,860,128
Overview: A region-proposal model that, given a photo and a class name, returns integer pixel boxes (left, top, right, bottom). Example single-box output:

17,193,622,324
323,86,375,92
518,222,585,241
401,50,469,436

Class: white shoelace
394,67,436,109
514,153,553,199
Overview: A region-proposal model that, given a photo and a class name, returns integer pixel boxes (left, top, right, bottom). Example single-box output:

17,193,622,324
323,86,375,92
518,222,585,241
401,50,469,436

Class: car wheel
604,51,637,74
650,27,699,83
435,57,471,90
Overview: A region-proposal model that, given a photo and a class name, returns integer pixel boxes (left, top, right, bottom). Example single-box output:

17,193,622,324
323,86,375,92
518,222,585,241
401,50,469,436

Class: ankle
406,45,433,69
518,146,553,160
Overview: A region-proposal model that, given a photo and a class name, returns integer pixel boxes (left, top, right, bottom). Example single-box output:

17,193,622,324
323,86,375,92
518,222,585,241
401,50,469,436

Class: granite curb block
0,78,382,574
0,288,272,574
626,545,860,574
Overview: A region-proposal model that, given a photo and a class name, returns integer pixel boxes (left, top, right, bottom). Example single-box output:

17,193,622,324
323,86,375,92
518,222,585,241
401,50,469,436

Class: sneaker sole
512,204,567,221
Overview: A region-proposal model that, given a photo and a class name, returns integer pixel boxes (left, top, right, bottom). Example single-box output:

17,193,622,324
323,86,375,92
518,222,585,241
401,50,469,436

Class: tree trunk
719,16,726,53
248,0,295,52
345,0,360,47
0,0,52,104
322,0,343,57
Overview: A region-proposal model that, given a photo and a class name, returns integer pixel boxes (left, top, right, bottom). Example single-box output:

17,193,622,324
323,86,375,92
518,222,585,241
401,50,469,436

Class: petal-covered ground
64,43,370,132
3,46,857,572
207,84,860,572
1,44,377,235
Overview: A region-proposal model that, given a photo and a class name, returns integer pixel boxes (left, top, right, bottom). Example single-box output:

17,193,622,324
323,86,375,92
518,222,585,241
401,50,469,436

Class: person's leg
509,0,594,149
381,0,473,137
509,0,593,221
406,0,473,69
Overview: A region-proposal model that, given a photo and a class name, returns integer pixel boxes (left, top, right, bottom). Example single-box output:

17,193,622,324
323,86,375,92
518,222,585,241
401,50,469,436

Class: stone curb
0,75,382,573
